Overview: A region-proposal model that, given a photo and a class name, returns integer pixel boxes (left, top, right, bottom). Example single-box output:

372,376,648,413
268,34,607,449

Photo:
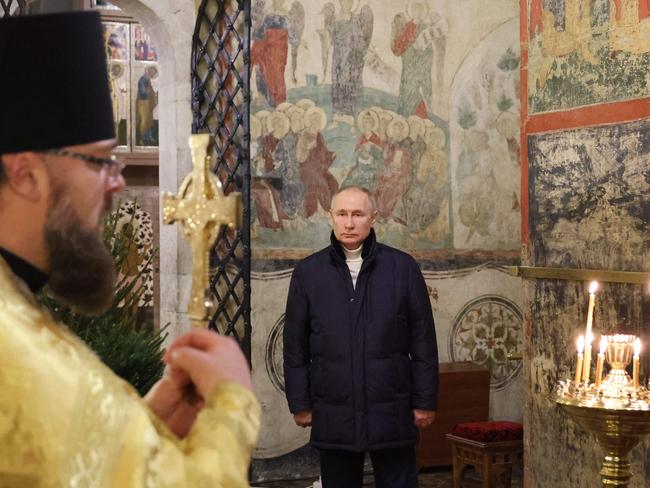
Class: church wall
523,0,650,486
107,0,524,482
108,0,197,344
249,0,523,481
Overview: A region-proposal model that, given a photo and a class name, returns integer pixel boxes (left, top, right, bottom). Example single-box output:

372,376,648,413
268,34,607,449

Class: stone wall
523,0,650,486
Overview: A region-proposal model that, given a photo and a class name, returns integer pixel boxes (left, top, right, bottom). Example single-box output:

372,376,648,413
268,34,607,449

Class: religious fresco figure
343,108,384,191
136,65,158,146
405,125,448,233
321,0,374,127
374,116,413,224
456,129,497,242
109,63,128,146
391,0,447,118
277,107,306,218
296,106,338,218
252,111,292,229
251,0,305,108
406,114,427,161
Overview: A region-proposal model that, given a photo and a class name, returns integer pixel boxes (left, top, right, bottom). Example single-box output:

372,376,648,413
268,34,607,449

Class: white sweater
342,245,363,289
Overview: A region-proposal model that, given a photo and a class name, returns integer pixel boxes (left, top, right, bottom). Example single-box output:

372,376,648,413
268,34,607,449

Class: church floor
254,465,524,487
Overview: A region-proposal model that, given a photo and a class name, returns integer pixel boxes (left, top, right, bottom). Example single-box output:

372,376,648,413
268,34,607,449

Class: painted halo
386,115,410,142
356,108,380,134
304,106,328,132
269,110,291,139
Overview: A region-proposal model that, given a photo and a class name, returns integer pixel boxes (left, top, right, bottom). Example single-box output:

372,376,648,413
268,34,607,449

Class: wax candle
575,335,585,384
582,332,594,383
582,282,598,383
595,336,607,388
633,338,641,389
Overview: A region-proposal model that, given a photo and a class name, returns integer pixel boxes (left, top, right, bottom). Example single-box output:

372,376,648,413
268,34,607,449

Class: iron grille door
0,0,25,17
191,0,252,362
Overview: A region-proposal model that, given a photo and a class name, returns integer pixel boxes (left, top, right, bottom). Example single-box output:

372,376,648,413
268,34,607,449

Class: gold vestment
0,257,260,487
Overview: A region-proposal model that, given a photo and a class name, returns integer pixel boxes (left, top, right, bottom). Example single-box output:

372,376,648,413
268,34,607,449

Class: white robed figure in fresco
320,0,373,127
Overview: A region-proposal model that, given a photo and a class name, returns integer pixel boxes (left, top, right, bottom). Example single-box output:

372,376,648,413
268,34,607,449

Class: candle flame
589,281,599,294
577,335,585,353
600,336,608,354
635,338,641,357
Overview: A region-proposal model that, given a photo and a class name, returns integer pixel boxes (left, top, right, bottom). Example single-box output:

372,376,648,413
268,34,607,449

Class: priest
0,11,260,487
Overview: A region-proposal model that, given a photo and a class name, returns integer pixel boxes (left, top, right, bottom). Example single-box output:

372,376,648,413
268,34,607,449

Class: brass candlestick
555,335,650,487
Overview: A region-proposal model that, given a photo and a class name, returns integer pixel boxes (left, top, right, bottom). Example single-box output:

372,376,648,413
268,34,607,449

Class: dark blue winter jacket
283,229,438,451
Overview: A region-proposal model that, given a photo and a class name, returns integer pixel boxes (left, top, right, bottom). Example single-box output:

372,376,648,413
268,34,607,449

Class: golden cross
162,134,242,328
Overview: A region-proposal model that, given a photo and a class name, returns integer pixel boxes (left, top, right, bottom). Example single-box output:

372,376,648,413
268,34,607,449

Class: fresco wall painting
528,0,650,114
523,1,650,486
249,0,524,480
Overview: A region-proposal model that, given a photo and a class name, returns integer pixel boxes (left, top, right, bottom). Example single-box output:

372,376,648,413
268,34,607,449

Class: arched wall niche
107,0,197,343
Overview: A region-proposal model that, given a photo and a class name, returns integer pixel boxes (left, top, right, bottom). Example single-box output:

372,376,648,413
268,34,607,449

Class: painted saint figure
391,0,447,118
404,125,448,232
297,106,339,218
109,63,128,145
374,116,413,224
343,108,384,191
252,0,304,108
321,0,373,126
136,65,158,146
252,111,291,229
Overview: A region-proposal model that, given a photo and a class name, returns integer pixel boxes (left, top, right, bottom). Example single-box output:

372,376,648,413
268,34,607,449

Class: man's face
43,139,125,314
329,189,376,250
45,139,123,234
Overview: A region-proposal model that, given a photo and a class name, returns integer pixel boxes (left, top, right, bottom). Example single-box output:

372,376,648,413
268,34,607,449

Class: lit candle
633,338,641,389
595,336,607,388
582,282,598,382
575,335,585,384
582,332,594,383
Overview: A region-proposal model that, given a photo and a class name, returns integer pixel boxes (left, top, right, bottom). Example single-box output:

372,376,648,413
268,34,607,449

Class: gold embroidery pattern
0,257,261,487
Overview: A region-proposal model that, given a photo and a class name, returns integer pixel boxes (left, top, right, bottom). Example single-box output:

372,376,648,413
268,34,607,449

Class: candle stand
555,335,650,487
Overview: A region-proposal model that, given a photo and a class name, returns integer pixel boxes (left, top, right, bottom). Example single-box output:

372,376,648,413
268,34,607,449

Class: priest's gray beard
44,186,116,315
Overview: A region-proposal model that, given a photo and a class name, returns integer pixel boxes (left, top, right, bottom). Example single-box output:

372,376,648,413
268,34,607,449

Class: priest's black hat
0,11,115,154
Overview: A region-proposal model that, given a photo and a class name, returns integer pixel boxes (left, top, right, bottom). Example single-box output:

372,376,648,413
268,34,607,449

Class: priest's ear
0,152,49,202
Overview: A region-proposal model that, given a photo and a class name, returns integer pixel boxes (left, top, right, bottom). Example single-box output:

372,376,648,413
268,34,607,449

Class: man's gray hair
331,185,377,211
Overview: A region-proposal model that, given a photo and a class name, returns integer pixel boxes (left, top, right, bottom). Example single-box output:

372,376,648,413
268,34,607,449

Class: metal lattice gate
191,0,252,361
0,0,25,17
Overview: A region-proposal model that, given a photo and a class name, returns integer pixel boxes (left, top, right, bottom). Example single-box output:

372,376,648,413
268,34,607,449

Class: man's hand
164,329,253,398
293,410,312,428
413,409,436,429
145,367,204,438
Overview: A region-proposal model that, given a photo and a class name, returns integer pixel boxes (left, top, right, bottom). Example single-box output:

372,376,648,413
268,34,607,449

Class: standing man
0,12,259,487
284,186,438,487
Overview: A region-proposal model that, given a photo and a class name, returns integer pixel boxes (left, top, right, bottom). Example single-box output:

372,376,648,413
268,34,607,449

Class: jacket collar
329,228,378,263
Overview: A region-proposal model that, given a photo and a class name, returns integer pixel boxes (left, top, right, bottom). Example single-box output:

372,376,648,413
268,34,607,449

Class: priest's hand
413,409,436,429
145,367,204,439
164,328,253,398
293,410,312,427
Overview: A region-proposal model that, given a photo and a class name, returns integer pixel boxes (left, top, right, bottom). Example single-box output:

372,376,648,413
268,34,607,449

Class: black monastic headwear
0,11,115,154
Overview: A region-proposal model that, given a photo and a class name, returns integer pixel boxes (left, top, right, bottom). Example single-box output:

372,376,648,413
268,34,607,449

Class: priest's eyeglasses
40,149,126,181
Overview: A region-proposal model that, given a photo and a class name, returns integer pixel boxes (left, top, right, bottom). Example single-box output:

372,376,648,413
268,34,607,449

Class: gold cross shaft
162,134,242,328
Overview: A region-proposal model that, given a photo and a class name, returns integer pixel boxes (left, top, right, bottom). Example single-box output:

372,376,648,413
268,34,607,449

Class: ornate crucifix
163,133,242,328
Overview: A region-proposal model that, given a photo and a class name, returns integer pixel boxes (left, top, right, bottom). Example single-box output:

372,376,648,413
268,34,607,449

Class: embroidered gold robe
0,258,260,487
